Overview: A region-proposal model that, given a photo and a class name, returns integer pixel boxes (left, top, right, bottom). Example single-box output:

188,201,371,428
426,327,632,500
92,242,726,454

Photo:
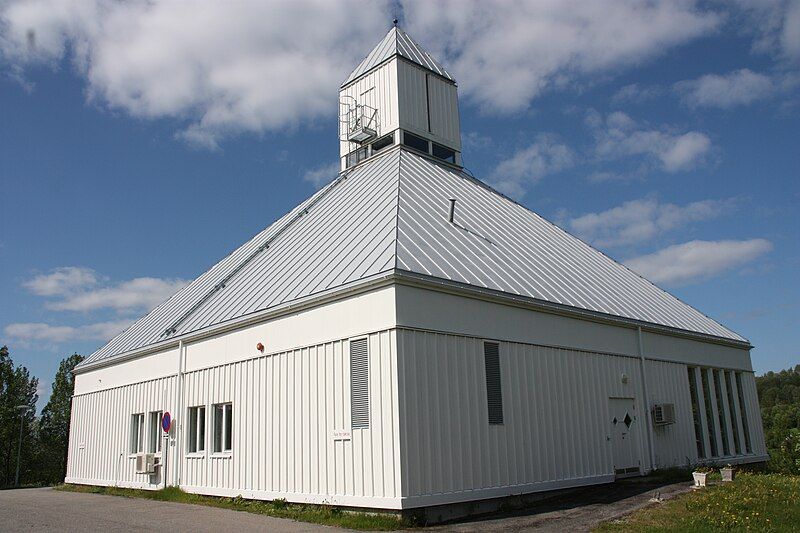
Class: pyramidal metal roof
343,26,454,86
80,148,745,369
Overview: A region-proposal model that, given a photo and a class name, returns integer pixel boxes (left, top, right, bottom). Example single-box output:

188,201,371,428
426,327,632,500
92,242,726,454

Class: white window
213,403,233,453
130,413,144,454
148,411,163,454
187,406,205,453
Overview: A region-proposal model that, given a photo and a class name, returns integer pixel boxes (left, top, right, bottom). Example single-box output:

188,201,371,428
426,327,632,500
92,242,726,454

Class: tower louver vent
484,342,504,425
350,338,370,429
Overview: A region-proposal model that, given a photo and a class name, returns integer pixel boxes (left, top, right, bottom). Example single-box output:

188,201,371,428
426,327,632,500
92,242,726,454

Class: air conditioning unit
652,403,676,425
135,453,156,474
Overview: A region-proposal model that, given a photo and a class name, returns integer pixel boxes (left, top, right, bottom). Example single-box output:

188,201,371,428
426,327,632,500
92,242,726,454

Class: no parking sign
162,412,172,433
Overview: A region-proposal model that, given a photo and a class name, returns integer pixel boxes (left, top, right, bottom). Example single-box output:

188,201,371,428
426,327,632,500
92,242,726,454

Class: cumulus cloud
612,83,665,105
403,0,721,113
0,0,389,146
569,197,737,247
22,266,98,296
589,111,712,172
733,0,800,61
490,134,575,198
625,239,773,285
302,161,339,189
674,69,777,108
4,320,133,344
21,266,188,313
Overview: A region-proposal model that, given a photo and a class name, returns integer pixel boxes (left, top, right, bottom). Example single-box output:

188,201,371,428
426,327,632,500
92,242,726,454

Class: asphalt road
0,487,344,532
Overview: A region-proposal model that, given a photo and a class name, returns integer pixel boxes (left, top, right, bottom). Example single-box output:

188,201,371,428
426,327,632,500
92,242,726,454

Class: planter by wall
720,467,735,482
693,471,709,488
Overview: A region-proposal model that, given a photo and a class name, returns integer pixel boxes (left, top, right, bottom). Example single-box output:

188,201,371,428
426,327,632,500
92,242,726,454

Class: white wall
395,284,752,370
397,60,461,151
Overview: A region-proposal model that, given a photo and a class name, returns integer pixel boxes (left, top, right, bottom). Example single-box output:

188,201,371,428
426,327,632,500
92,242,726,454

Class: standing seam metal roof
81,148,745,368
342,26,454,86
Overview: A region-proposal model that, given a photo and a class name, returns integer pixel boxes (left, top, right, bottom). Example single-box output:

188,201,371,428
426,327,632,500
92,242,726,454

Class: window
687,367,706,458
371,133,394,153
713,370,731,455
346,147,368,168
700,369,718,457
213,403,233,453
130,413,144,454
350,338,370,429
484,342,504,425
148,411,163,454
187,406,206,454
735,372,752,453
432,142,456,164
402,131,429,153
725,371,742,455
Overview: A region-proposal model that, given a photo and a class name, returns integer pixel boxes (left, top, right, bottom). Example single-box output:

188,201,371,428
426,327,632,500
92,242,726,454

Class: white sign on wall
331,429,352,441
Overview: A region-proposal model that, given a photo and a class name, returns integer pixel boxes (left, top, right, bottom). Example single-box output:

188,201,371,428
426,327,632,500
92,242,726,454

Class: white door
609,397,641,476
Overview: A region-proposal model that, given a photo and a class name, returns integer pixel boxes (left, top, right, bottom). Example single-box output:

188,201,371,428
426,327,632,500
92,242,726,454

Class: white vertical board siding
645,360,697,468
179,330,402,507
397,60,429,137
737,371,768,457
396,329,647,507
426,75,461,150
339,60,399,159
66,375,177,488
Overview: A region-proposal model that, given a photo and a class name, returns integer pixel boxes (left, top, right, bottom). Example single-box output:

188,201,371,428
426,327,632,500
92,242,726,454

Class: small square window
402,132,429,153
432,142,456,164
371,133,394,153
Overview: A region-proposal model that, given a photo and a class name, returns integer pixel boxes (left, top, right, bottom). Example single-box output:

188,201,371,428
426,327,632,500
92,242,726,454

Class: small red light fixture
256,342,264,352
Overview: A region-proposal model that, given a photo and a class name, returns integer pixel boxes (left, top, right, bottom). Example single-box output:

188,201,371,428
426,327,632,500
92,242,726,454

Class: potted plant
720,464,735,482
692,466,713,488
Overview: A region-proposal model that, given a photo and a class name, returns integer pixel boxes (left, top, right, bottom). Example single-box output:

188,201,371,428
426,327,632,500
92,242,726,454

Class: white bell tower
339,24,462,170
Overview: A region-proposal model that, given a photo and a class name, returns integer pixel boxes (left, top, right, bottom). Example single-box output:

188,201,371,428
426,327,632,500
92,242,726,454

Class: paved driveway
0,488,344,532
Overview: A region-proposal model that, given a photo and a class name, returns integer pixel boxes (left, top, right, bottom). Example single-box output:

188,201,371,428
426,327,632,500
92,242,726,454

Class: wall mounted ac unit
652,403,676,425
135,453,156,474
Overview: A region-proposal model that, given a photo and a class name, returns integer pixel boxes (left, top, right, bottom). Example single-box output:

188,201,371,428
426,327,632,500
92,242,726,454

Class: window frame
148,410,163,455
187,405,206,455
212,402,233,454
402,131,430,154
130,413,145,455
432,142,456,164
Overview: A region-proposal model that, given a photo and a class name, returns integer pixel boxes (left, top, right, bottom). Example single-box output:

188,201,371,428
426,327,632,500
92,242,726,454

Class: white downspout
173,340,185,487
637,326,656,472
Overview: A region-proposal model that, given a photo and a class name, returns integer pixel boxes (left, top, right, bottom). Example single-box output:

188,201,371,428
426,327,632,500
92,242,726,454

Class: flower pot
692,471,708,487
720,467,735,482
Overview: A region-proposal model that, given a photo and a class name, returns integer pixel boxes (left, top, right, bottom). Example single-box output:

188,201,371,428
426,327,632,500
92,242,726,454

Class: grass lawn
56,484,407,530
596,472,800,532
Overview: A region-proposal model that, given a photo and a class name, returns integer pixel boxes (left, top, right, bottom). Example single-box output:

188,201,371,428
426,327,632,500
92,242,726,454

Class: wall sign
331,429,352,441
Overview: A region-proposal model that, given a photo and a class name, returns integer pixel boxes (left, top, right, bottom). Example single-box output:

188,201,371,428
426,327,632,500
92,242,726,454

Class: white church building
66,26,767,512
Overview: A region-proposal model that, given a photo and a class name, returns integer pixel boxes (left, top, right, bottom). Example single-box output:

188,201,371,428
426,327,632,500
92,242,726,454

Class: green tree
0,345,39,487
37,353,84,484
756,365,800,474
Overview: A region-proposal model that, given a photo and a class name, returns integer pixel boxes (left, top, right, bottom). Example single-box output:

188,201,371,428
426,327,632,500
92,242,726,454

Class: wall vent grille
350,338,370,429
484,342,504,425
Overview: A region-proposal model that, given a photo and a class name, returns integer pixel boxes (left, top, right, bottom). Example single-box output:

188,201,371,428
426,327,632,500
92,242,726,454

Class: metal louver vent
484,342,504,425
350,338,370,429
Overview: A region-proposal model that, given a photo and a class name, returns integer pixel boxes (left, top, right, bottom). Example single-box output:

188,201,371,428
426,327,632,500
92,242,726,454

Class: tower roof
78,148,746,370
342,26,454,87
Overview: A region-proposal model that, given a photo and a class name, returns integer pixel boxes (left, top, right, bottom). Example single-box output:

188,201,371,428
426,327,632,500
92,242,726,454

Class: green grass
55,484,409,530
596,472,800,532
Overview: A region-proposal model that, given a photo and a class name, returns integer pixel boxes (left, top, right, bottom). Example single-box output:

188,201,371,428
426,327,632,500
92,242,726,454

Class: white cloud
733,0,800,61
403,1,721,113
4,320,133,344
625,239,773,285
302,161,339,189
490,134,575,198
569,197,737,247
589,111,711,172
21,266,188,313
22,266,98,296
612,83,665,105
674,69,776,108
0,0,389,146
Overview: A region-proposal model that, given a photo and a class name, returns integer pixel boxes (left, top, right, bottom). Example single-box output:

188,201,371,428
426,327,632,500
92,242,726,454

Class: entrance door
609,397,640,476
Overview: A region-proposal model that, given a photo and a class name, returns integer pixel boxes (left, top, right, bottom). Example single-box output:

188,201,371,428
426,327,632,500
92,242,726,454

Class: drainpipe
173,340,184,487
637,326,656,472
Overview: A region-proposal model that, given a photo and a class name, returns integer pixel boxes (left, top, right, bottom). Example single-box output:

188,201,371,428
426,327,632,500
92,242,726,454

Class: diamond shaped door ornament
612,417,618,425
624,413,633,428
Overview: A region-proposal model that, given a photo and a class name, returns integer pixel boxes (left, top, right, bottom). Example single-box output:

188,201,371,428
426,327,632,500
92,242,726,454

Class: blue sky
1,1,798,410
